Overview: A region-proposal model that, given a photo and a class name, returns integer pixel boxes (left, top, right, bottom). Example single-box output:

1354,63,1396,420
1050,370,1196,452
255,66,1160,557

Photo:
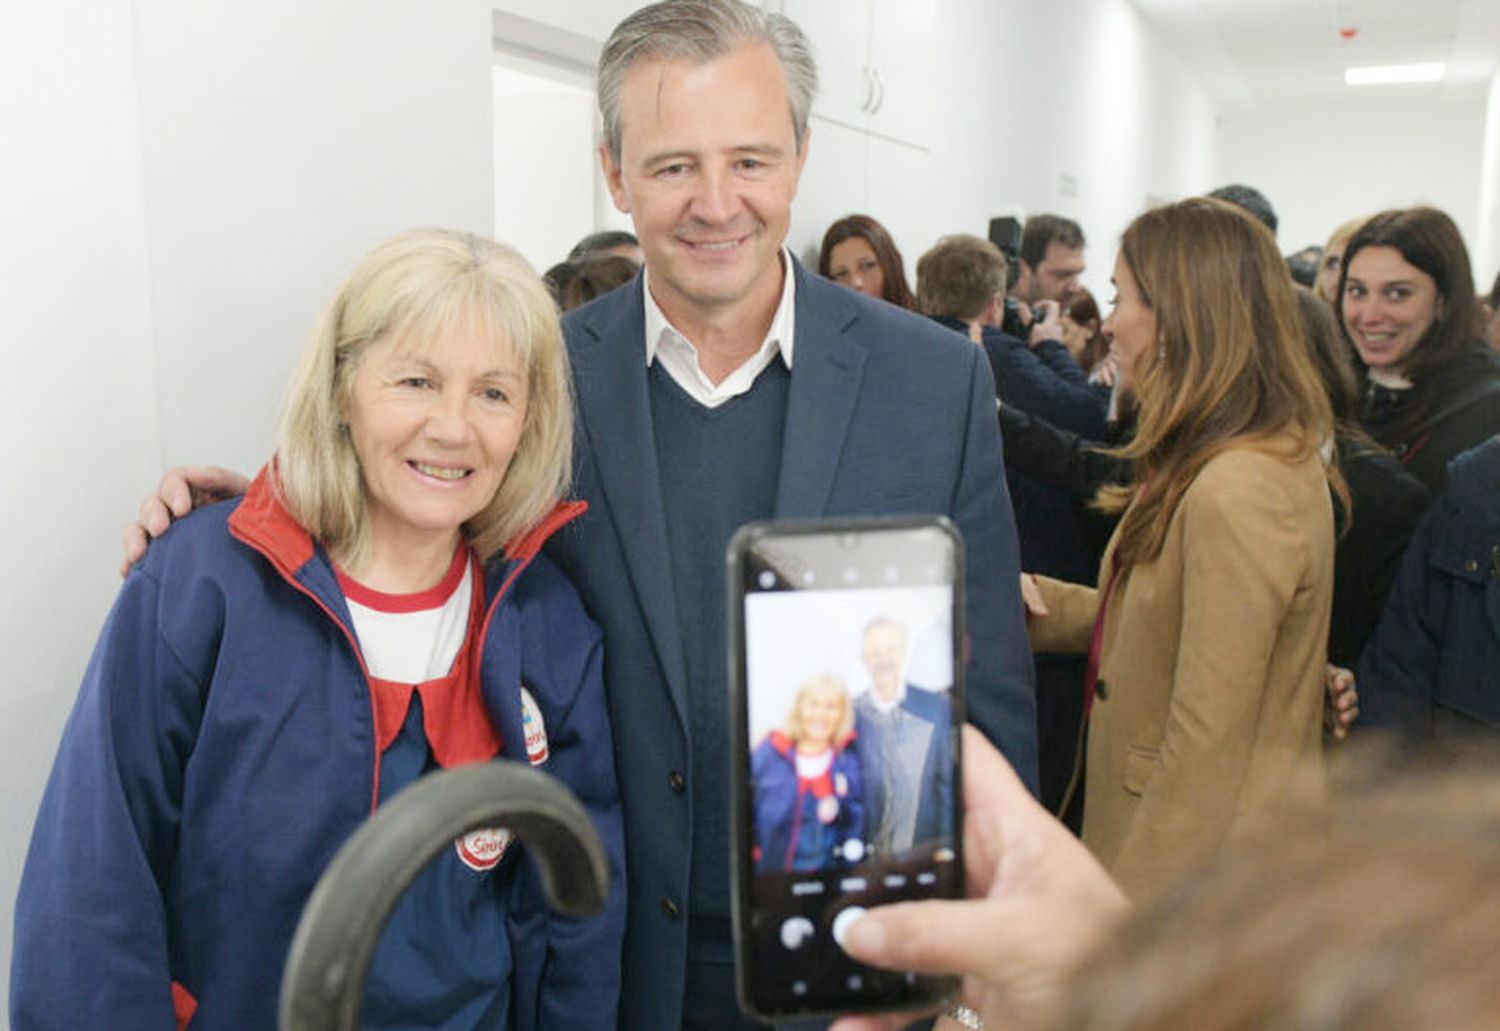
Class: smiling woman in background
1338,207,1500,491
818,213,916,309
11,229,624,1030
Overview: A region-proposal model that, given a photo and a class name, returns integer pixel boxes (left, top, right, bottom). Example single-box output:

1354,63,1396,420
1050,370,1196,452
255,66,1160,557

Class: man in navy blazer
555,256,1037,1031
852,617,955,856
549,4,1038,1026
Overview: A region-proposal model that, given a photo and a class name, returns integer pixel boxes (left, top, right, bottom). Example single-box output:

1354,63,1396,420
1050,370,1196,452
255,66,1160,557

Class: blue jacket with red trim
10,470,625,1030
751,731,865,873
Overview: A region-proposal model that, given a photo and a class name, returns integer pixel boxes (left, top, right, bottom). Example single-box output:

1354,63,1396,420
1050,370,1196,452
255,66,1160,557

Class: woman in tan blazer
1028,198,1342,898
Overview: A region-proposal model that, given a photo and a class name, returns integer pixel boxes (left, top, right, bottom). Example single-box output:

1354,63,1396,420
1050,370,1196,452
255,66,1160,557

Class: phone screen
728,517,963,1021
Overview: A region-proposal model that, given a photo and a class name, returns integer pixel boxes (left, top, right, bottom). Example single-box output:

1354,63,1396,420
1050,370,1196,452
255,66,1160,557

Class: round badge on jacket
456,827,512,871
520,686,549,765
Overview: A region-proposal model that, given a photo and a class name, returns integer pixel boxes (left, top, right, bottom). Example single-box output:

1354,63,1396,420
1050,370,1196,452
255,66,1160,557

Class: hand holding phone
829,727,1131,1031
728,517,966,1021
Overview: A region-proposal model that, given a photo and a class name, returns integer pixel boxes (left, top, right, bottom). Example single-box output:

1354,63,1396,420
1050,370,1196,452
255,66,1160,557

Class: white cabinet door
866,0,935,148
781,0,872,131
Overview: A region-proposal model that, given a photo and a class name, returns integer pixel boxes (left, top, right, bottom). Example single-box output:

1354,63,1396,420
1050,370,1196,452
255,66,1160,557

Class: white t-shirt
337,547,473,683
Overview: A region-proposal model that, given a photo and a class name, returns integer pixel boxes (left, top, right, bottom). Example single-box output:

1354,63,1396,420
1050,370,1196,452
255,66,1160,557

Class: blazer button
667,770,686,793
662,897,681,919
1095,680,1110,701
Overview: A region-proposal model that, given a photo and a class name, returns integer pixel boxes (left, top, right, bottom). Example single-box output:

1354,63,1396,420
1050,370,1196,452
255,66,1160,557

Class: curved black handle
278,761,609,1031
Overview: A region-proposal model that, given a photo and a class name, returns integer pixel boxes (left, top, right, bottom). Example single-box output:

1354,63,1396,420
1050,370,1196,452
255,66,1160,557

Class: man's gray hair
597,0,818,161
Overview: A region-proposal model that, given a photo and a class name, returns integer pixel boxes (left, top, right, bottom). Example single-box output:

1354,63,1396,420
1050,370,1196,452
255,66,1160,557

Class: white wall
1475,72,1500,287
927,0,1217,301
135,2,497,476
1,0,498,1016
492,63,598,272
1217,96,1489,261
1,1,162,1014
787,0,1218,304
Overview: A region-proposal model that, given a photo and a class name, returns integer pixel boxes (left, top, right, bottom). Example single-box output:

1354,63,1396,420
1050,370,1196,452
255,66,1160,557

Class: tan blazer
1031,440,1334,898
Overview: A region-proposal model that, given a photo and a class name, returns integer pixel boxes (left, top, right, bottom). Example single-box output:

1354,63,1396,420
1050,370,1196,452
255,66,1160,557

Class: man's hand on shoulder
120,466,251,576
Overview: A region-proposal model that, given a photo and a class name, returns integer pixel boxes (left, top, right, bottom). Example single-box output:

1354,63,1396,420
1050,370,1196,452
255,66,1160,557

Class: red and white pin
520,687,549,766
456,827,512,871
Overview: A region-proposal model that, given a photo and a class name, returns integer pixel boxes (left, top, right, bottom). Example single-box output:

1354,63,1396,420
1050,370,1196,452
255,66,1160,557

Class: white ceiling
1129,0,1500,110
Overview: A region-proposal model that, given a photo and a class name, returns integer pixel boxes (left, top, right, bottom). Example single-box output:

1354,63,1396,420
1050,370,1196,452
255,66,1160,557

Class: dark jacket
1359,340,1500,492
853,686,955,855
1328,435,1431,666
751,731,865,872
929,316,1108,583
924,317,1107,440
997,400,1135,564
11,470,625,1031
1357,435,1500,748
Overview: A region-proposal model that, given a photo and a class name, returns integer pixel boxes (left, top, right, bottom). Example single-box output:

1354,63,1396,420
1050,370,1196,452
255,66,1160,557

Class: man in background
1012,213,1087,312
854,617,953,856
917,233,1103,828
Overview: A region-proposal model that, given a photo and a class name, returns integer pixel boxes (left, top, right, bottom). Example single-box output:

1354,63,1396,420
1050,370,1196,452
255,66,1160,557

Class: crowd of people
12,0,1500,1029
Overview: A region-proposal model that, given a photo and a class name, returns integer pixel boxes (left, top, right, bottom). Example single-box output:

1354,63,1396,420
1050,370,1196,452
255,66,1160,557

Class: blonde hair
1317,216,1368,305
782,674,854,746
1324,216,1367,252
1098,198,1339,568
276,229,573,565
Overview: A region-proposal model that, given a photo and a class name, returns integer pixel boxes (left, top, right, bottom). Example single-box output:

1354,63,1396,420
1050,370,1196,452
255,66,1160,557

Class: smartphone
727,516,964,1021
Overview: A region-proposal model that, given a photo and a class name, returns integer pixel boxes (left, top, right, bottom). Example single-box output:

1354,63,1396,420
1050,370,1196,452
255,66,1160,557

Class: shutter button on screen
831,905,867,952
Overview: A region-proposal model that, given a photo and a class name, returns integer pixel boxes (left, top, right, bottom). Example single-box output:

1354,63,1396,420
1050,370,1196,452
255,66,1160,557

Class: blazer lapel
775,264,868,518
569,282,691,724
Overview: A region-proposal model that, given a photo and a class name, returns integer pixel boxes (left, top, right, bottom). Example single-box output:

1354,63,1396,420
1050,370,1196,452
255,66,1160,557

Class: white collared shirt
866,682,908,714
642,248,797,408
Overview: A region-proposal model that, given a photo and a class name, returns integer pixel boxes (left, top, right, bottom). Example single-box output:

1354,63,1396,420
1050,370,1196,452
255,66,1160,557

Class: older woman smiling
13,229,624,1031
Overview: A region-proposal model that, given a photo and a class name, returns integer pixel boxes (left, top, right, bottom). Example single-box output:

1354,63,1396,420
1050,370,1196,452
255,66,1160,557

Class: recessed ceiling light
1344,62,1447,86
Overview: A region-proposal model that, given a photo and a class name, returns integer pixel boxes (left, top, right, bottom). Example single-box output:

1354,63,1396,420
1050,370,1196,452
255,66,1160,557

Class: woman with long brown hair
818,213,916,309
1027,197,1340,898
1337,206,1500,491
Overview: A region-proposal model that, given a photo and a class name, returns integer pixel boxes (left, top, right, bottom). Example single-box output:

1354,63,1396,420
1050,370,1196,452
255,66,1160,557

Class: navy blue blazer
854,684,955,854
548,262,1038,1030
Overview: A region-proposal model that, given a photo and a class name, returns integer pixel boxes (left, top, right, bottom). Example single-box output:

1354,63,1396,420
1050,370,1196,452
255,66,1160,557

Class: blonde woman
752,674,866,872
1315,215,1367,305
13,230,623,1030
1028,198,1340,898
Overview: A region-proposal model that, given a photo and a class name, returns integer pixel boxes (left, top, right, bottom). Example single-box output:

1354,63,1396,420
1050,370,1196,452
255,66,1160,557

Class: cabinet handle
860,66,874,112
871,68,885,115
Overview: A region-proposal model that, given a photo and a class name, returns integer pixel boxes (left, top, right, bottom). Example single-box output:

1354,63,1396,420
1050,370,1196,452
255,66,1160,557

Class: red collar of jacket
226,462,588,783
227,463,586,583
767,728,857,760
